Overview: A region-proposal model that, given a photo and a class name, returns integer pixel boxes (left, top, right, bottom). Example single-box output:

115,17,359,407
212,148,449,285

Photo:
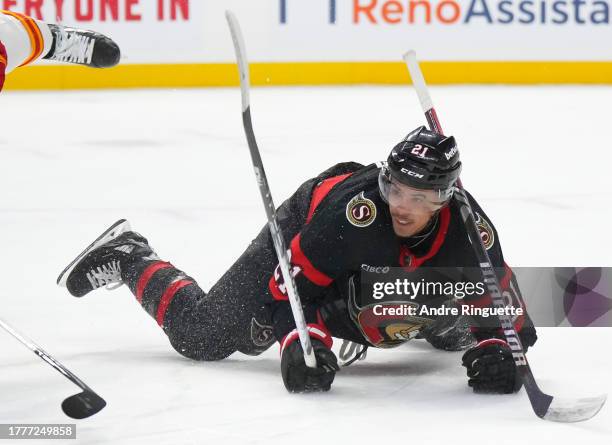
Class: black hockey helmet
379,126,462,205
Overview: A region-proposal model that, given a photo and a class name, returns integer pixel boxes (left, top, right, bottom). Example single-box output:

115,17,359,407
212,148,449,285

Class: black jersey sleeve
265,167,372,343
457,191,537,349
267,210,360,341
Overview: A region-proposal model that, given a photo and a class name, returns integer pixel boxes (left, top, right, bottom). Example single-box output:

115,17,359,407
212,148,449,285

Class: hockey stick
403,50,606,423
0,318,106,419
225,11,316,368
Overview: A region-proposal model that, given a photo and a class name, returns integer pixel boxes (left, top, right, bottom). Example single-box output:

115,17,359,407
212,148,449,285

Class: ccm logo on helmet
400,168,424,179
444,146,458,160
346,192,377,227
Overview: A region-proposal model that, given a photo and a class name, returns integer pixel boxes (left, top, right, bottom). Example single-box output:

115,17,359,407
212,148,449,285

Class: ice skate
44,23,120,68
57,219,156,297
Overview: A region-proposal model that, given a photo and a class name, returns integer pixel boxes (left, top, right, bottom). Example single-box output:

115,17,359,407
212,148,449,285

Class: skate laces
52,26,95,64
86,260,122,290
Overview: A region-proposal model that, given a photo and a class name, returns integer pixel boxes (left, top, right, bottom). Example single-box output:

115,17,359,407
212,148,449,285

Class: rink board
4,61,612,90
1,0,612,88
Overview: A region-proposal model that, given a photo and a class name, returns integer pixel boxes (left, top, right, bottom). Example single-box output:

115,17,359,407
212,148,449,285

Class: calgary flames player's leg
0,10,53,74
0,9,119,85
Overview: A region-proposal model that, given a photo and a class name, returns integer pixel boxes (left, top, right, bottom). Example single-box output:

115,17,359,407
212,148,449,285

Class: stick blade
61,390,106,419
542,394,607,423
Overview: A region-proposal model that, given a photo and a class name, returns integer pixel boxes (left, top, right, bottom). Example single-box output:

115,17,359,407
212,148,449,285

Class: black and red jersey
266,162,533,349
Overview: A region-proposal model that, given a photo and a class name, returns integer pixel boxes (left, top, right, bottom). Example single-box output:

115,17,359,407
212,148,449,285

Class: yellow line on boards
3,61,612,90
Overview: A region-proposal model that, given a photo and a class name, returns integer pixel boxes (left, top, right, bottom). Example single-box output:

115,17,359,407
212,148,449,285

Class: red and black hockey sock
121,257,240,360
122,259,197,328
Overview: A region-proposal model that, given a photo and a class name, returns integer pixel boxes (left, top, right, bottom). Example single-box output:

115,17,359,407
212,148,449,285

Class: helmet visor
379,169,452,214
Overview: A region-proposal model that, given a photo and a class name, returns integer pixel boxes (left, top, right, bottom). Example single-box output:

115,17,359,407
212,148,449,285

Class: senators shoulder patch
346,192,377,227
475,212,495,250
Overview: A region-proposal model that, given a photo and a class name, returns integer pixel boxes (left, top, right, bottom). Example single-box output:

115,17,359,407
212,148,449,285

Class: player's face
387,181,446,237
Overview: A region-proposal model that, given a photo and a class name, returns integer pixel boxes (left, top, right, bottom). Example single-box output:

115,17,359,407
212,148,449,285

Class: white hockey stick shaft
0,318,87,388
403,51,444,135
225,10,316,368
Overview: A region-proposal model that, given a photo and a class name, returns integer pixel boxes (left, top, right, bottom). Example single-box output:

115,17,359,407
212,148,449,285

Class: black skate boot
44,23,120,68
57,220,157,297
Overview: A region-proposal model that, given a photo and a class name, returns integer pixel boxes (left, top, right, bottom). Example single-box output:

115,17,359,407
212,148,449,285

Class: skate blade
56,219,131,288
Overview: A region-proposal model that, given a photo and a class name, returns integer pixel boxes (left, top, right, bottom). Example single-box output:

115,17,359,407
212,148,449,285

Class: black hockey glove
281,339,339,393
461,339,522,394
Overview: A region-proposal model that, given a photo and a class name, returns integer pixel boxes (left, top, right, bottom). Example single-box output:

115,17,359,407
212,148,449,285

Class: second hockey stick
225,11,316,368
403,50,606,423
0,318,106,419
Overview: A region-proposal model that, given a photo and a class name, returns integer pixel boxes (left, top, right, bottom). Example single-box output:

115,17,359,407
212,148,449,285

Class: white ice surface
0,86,611,444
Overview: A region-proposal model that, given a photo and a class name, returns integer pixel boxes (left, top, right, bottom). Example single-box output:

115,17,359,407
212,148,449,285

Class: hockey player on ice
57,126,537,394
0,9,120,91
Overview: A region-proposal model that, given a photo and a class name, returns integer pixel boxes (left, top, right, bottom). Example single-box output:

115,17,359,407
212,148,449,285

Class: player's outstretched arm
267,231,343,392
459,260,538,393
